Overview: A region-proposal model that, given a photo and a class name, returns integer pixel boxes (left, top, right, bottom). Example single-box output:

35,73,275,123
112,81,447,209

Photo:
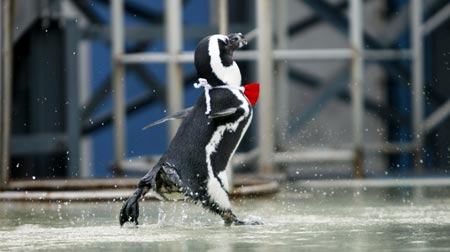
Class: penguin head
226,33,248,50
195,33,247,87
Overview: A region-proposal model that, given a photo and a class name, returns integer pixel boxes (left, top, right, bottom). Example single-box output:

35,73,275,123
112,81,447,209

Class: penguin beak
227,33,247,49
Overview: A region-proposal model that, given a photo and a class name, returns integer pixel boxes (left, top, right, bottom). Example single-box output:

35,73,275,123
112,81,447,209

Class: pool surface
1,181,450,251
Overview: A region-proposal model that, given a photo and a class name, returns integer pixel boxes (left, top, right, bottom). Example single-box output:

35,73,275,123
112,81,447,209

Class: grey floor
1,181,450,252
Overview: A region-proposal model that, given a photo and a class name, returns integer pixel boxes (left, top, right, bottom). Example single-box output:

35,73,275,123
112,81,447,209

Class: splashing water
1,184,450,251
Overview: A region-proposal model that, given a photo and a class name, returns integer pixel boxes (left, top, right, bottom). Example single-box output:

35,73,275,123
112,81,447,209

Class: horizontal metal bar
273,142,417,164
117,159,158,172
364,49,412,60
363,142,417,153
82,24,253,41
7,178,139,190
119,149,260,173
272,149,354,163
273,48,353,60
120,52,195,64
122,143,416,168
296,178,450,189
0,189,161,202
4,178,279,200
119,48,413,64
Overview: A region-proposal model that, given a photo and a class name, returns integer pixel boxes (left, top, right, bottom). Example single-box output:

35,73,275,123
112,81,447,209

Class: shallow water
1,183,450,252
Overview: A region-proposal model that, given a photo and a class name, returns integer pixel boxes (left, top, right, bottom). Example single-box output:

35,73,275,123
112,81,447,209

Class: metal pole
350,0,364,178
165,0,183,139
119,49,411,64
111,0,126,169
411,0,424,173
0,0,2,97
275,0,289,150
257,0,274,174
218,0,228,35
1,0,13,188
65,19,80,177
0,1,3,176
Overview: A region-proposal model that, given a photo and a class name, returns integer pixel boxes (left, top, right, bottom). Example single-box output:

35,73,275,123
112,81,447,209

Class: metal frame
1,0,13,188
411,0,424,173
350,0,364,177
274,0,289,152
111,0,126,168
165,0,184,139
256,0,275,174
107,0,450,177
65,19,81,177
3,0,450,188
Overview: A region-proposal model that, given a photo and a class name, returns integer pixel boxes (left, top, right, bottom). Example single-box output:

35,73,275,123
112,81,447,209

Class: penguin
119,33,261,226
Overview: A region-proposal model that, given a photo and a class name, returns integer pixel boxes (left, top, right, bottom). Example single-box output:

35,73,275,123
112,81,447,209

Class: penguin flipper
208,107,238,119
143,106,194,130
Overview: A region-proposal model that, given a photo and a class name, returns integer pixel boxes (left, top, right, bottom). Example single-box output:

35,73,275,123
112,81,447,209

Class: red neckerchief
194,79,260,109
243,83,259,106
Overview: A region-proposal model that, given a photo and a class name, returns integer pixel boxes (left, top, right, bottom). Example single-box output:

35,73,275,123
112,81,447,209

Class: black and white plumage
119,33,261,226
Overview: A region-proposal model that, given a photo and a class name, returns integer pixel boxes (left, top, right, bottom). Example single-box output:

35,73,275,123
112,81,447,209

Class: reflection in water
1,185,450,251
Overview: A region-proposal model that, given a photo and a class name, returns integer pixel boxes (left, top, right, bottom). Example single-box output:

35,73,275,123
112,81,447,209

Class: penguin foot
222,210,263,226
119,190,142,226
233,218,264,226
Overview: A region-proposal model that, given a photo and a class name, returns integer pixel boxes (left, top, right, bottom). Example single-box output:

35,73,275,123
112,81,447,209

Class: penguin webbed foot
222,210,263,226
119,188,142,227
233,218,264,226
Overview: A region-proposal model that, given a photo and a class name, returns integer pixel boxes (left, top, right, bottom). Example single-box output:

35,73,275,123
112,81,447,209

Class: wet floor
1,182,450,252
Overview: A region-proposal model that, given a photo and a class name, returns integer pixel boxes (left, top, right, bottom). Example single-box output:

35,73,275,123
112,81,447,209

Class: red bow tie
243,83,260,106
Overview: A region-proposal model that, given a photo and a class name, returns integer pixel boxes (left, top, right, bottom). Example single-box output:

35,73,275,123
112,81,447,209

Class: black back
159,87,251,202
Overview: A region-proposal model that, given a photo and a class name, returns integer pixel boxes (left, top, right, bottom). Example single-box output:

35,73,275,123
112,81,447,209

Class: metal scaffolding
3,0,450,189
107,0,450,177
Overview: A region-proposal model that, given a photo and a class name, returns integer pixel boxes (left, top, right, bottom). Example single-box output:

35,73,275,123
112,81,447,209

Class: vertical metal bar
257,0,274,174
165,0,183,139
350,0,364,177
0,0,3,182
218,0,228,34
0,0,14,188
65,19,80,177
0,0,2,97
411,0,424,173
275,0,289,150
111,0,126,168
1,0,13,188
